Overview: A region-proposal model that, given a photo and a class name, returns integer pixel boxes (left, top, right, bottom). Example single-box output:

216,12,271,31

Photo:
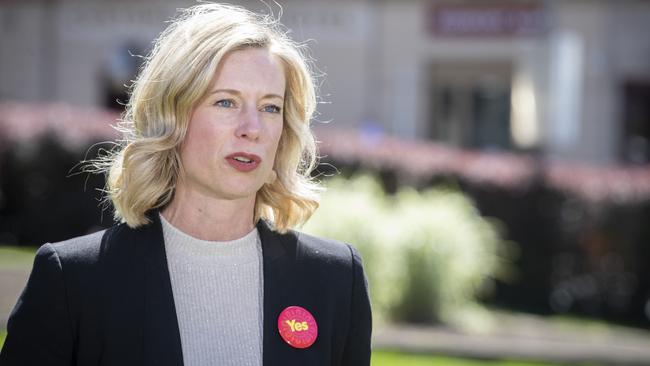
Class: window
622,81,650,164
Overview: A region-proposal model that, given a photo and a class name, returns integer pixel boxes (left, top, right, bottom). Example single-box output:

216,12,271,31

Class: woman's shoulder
47,228,105,256
295,229,354,254
258,218,364,269
284,228,365,271
30,228,109,276
42,222,138,267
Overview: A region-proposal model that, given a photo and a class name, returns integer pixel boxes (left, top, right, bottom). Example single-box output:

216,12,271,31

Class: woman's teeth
234,156,252,163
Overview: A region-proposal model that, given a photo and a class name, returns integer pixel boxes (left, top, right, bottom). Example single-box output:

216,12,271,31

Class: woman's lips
225,152,261,172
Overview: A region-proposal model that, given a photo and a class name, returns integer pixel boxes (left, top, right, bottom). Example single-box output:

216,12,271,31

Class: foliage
0,135,110,246
302,175,513,325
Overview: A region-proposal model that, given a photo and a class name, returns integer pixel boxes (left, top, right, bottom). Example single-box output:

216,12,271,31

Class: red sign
429,3,546,37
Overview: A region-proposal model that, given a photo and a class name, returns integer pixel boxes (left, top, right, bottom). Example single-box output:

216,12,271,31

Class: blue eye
263,105,282,113
215,99,234,108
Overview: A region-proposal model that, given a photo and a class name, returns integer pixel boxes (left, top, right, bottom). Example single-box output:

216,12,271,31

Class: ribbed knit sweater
160,214,264,366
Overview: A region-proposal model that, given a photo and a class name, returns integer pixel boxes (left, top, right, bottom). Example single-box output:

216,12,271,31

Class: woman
0,3,372,366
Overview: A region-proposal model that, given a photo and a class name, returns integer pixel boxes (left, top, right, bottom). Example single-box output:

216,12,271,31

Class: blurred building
1,0,649,164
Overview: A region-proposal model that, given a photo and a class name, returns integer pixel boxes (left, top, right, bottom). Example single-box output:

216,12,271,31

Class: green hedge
302,175,514,326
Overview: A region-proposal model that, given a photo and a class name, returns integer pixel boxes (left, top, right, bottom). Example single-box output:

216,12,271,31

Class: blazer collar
256,217,290,262
140,213,185,366
256,219,299,365
104,212,298,366
97,212,183,366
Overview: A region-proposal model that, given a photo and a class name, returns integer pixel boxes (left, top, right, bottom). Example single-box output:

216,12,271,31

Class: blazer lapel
258,220,300,365
103,216,302,366
98,223,146,366
258,221,331,365
101,213,184,366
141,213,185,366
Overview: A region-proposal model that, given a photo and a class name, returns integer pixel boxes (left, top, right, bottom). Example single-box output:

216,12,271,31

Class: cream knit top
160,214,264,366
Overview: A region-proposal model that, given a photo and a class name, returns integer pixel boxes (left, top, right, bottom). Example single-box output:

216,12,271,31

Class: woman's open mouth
225,152,261,172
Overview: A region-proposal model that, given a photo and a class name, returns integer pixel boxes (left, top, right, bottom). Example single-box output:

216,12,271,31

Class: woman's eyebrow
210,88,239,95
210,88,284,101
263,94,284,101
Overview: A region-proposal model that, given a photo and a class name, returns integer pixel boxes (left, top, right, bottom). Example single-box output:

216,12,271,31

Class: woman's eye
262,105,282,113
215,99,235,108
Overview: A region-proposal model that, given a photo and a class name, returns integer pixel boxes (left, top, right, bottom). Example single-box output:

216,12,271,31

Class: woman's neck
161,190,256,242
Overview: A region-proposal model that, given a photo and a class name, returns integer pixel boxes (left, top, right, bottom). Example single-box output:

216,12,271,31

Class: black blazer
0,214,372,365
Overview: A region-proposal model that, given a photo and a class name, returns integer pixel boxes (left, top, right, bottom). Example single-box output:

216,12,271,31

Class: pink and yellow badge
277,306,318,349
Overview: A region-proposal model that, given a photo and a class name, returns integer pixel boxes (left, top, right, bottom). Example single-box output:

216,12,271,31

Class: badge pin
277,305,318,349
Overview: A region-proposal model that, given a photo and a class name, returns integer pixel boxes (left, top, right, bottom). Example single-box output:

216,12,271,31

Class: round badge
277,305,318,349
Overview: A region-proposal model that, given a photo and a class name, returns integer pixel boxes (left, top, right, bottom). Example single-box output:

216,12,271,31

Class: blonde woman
0,4,371,366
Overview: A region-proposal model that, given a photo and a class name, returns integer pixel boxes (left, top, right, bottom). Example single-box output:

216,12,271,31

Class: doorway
428,62,513,150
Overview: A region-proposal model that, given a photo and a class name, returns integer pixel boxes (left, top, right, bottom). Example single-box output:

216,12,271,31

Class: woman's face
177,47,285,204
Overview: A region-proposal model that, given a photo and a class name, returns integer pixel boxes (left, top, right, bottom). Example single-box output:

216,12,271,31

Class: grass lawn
371,351,576,366
0,335,568,365
0,246,37,269
0,245,34,353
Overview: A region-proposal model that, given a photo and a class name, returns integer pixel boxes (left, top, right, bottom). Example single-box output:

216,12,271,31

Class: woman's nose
235,107,261,140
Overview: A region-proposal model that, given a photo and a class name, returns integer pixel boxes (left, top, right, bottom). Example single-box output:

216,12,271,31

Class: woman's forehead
210,48,286,95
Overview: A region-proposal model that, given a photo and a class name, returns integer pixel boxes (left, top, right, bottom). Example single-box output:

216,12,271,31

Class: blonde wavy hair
96,3,321,233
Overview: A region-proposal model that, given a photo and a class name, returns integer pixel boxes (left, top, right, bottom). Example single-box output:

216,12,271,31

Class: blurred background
1,0,650,365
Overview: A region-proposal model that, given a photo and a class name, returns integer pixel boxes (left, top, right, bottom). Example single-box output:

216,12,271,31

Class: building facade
1,0,649,164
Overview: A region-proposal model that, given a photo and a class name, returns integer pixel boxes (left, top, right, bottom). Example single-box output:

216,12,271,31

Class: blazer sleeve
0,243,74,366
341,244,372,366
